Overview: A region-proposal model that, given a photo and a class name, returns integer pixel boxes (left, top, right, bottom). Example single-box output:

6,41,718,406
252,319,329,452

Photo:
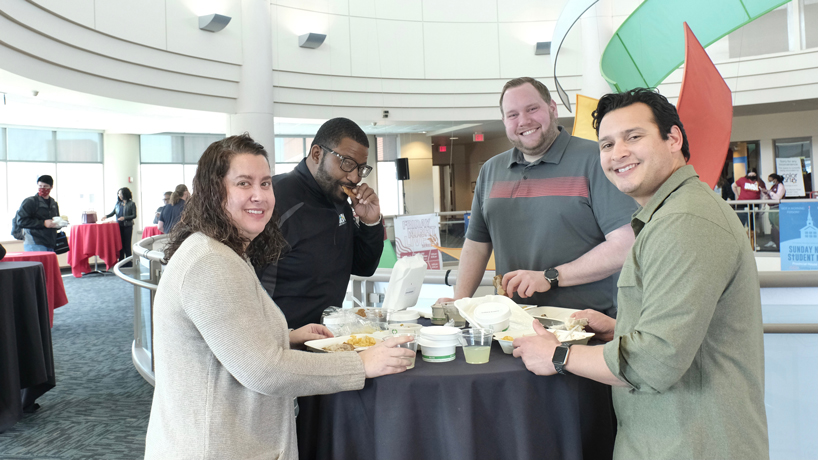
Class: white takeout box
455,296,537,334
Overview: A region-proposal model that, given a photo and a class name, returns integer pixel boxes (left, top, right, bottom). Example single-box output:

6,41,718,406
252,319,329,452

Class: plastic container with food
389,323,423,335
472,303,511,332
418,326,461,363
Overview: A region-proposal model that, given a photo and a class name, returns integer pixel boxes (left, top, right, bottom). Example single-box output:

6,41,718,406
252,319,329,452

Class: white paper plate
305,332,388,353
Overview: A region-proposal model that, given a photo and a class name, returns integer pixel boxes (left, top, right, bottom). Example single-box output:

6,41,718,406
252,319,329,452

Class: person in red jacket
731,169,766,238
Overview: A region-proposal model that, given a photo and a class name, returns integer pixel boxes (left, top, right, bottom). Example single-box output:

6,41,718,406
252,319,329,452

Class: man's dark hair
310,118,369,151
37,175,54,186
592,88,690,161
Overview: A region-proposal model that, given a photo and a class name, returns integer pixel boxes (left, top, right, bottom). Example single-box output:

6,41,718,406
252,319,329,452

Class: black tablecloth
297,337,616,460
0,261,55,433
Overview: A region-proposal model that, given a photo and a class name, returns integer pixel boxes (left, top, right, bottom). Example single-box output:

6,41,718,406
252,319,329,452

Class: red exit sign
439,145,447,152
473,133,484,142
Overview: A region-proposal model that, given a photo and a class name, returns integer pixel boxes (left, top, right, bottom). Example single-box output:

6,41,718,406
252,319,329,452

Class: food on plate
341,186,357,199
324,343,354,352
493,275,507,296
355,308,367,318
551,329,591,342
501,336,514,341
346,335,377,347
564,317,589,331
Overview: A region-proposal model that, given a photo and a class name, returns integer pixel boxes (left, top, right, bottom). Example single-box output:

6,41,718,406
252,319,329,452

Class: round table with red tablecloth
142,225,162,238
1,251,68,327
67,223,122,278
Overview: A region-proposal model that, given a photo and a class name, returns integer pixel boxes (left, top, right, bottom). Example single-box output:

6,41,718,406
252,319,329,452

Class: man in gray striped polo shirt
444,77,637,316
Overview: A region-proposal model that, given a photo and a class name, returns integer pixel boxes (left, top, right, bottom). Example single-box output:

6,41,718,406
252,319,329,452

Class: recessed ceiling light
449,137,458,140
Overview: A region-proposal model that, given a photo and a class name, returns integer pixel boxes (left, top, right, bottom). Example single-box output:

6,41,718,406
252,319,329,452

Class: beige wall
398,134,434,215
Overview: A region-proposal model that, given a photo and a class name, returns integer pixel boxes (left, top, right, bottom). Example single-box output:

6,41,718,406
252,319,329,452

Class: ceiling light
299,33,327,49
199,14,232,33
535,41,551,55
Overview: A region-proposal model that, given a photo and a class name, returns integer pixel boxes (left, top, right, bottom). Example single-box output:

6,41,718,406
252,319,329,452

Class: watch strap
553,342,572,375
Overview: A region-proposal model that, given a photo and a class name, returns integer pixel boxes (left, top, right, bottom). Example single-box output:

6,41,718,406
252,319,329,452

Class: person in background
153,191,171,225
16,175,60,252
144,134,411,459
158,184,188,234
732,168,766,233
439,77,637,317
764,173,786,248
715,176,735,201
106,187,137,263
256,118,384,329
513,88,768,460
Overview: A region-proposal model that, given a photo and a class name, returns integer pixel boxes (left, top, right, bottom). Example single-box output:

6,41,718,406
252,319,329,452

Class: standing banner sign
775,158,806,197
394,213,442,270
779,203,818,271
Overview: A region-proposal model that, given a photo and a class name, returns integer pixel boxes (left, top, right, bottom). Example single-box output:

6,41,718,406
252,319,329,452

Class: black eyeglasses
320,145,373,178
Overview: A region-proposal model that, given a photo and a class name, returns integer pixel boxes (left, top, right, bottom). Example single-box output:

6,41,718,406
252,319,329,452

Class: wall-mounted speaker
396,158,410,181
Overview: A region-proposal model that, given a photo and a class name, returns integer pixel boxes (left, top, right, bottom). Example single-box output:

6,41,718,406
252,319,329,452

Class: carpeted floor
0,273,153,459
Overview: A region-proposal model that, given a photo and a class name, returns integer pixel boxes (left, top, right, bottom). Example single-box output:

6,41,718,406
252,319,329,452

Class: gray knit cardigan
145,233,366,459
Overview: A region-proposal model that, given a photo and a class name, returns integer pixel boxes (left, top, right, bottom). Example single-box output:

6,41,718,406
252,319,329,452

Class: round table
142,226,162,238
0,262,56,433
68,222,122,277
297,339,616,460
2,251,68,327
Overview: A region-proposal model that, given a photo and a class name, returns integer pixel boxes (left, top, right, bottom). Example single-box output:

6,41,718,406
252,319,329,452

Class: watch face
545,268,558,280
552,346,569,364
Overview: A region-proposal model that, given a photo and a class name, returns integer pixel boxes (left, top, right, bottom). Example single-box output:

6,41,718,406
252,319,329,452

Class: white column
228,0,276,167
580,0,614,98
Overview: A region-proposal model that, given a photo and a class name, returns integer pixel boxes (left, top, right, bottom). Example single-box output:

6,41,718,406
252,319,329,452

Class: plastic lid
388,310,420,322
420,326,461,340
473,302,511,323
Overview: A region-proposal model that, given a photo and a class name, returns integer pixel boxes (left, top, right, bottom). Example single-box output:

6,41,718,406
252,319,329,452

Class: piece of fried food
341,186,356,199
324,343,354,352
493,275,507,296
501,336,514,341
345,335,377,347
355,308,367,318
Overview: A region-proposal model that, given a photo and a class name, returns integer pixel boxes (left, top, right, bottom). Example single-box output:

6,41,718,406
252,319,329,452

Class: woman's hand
570,309,616,342
358,336,415,378
289,324,334,345
118,216,125,222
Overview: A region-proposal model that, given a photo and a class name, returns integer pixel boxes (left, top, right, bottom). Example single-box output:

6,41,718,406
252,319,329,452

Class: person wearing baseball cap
15,175,61,252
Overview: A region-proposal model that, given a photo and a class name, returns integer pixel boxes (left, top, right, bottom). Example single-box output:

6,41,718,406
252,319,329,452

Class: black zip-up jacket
257,159,384,329
17,195,60,248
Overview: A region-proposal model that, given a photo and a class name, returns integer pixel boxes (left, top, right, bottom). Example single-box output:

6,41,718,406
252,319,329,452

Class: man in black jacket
256,118,384,329
17,175,61,252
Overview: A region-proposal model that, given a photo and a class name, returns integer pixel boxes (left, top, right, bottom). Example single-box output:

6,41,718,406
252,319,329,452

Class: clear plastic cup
460,328,493,364
394,333,418,369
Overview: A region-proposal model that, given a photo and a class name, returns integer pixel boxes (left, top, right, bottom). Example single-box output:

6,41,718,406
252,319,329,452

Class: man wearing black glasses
256,117,384,328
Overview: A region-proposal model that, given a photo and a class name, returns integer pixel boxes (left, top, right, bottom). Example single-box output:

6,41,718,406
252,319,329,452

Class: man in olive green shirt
514,89,768,459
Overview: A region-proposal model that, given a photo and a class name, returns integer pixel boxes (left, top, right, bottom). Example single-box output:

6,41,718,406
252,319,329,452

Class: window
375,136,403,216
8,128,55,161
57,163,104,223
728,5,789,58
805,0,818,48
139,164,184,230
0,126,104,239
774,137,813,196
139,134,223,229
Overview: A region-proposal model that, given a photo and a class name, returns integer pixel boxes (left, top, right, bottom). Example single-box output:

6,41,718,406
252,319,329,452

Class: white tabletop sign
776,158,806,197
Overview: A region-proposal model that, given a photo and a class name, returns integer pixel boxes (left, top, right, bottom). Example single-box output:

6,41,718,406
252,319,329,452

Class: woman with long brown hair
144,134,411,459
